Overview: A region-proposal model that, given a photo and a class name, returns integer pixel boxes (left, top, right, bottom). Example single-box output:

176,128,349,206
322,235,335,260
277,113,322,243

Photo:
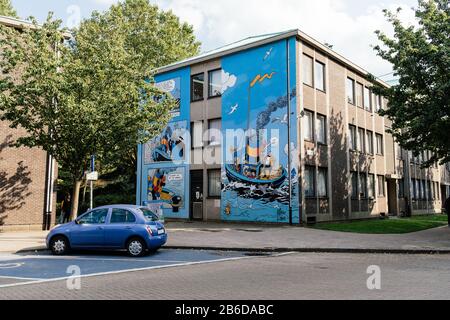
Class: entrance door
190,170,204,220
387,179,398,216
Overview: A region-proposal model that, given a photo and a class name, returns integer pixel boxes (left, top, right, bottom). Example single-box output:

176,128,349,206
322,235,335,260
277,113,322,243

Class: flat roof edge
156,29,390,88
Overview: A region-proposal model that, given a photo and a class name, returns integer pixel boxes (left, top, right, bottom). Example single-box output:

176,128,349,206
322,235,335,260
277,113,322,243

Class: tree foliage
373,0,449,167
0,0,17,18
0,14,175,218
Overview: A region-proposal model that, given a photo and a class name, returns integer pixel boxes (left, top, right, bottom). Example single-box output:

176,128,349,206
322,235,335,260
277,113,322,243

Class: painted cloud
221,70,237,94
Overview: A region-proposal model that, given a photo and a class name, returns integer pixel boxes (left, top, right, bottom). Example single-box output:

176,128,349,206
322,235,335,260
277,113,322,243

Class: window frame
302,54,314,87
317,167,328,198
208,68,223,99
376,133,384,155
349,125,357,151
358,127,366,153
304,110,315,142
304,166,316,198
346,78,355,105
377,175,386,197
208,118,222,147
207,169,222,199
190,73,205,102
316,113,327,145
356,82,364,108
314,60,326,92
366,130,374,155
110,208,137,224
364,86,372,112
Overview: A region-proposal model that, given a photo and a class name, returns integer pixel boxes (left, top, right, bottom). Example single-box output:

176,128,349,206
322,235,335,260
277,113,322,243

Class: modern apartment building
137,29,450,224
0,16,57,231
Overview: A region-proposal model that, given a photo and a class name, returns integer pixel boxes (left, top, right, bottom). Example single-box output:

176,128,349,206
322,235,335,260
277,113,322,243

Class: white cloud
154,0,417,77
221,70,237,94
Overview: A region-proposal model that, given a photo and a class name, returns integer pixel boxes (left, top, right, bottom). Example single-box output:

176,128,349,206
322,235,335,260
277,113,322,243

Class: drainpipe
43,153,55,230
286,39,293,226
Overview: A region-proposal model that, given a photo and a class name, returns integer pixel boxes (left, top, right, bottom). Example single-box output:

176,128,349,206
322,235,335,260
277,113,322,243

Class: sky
10,0,420,81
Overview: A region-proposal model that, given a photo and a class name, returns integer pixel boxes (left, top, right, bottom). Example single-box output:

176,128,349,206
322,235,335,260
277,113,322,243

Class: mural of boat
225,164,287,189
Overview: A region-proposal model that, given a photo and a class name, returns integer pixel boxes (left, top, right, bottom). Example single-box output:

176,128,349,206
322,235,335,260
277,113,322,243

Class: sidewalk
1,222,450,254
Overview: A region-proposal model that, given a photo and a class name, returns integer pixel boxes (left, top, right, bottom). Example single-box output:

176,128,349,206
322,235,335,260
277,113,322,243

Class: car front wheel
50,236,70,256
127,238,146,257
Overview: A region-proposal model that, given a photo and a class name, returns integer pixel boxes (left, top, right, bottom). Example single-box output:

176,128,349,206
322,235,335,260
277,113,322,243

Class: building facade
0,16,57,231
136,29,450,224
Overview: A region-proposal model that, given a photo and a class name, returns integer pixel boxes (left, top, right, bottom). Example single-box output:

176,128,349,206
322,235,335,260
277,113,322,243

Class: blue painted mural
220,38,300,223
137,67,190,219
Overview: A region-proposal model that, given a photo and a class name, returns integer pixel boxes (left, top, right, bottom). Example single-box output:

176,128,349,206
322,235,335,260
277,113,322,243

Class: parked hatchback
46,205,167,257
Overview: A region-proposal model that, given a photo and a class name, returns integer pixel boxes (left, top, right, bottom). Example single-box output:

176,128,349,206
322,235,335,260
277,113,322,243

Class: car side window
110,209,136,224
78,209,108,224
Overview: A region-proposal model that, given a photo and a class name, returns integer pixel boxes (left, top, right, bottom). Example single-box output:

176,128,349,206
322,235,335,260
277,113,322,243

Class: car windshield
138,208,160,222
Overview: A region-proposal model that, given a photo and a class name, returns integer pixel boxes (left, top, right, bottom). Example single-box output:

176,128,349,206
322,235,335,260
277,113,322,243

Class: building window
304,110,314,142
396,143,402,160
316,114,327,144
377,175,385,197
191,121,203,149
421,180,426,200
358,128,365,153
376,134,384,155
356,82,363,108
351,172,358,199
412,179,417,199
314,61,325,91
208,119,221,146
359,173,367,199
191,73,204,102
427,181,432,200
375,94,382,111
367,130,374,155
349,125,357,151
368,174,375,199
208,170,221,198
318,168,328,198
347,78,355,104
302,54,314,87
208,69,222,98
364,87,372,111
398,179,405,198
305,166,316,197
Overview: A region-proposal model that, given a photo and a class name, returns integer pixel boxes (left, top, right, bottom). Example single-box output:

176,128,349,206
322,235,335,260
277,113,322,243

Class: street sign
86,171,99,181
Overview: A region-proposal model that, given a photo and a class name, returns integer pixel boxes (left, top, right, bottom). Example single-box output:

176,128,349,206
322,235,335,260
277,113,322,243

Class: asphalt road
0,250,449,300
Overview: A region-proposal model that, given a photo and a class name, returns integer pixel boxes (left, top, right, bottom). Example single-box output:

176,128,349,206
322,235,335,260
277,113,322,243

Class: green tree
0,0,17,17
373,0,449,167
0,15,176,219
81,0,200,176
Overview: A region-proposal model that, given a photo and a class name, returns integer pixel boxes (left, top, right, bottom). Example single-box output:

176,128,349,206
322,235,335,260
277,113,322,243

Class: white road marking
10,255,190,264
0,275,43,281
0,263,25,269
0,255,265,289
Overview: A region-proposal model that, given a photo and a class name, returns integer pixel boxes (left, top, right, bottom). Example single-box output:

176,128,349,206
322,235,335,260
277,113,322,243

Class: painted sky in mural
155,77,181,117
221,39,299,223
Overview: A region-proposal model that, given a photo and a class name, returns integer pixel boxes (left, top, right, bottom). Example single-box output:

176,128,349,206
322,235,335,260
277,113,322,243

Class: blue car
46,205,167,257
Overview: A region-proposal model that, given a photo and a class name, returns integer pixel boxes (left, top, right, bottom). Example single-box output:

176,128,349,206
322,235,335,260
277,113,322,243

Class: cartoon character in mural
148,169,182,213
152,126,185,162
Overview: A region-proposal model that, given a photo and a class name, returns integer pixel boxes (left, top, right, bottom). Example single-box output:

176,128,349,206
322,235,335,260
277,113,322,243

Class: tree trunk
69,180,82,221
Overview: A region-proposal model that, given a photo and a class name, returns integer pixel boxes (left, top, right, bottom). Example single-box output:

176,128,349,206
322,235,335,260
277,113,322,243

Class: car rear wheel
127,238,146,257
50,236,70,256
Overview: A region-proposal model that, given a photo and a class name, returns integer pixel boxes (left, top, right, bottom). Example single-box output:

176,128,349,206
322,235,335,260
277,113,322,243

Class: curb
15,245,450,255
165,246,450,255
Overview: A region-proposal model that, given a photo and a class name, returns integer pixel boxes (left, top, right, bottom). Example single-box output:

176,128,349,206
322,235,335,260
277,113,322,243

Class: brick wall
0,120,57,231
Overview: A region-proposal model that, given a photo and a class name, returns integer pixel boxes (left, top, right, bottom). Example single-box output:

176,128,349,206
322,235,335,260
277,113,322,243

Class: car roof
95,204,144,210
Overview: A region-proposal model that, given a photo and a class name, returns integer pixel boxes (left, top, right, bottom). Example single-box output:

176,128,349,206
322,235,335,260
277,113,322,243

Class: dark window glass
110,209,136,224
208,69,222,97
315,61,325,91
305,166,316,197
208,170,222,197
191,73,204,102
347,78,355,104
78,209,108,224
